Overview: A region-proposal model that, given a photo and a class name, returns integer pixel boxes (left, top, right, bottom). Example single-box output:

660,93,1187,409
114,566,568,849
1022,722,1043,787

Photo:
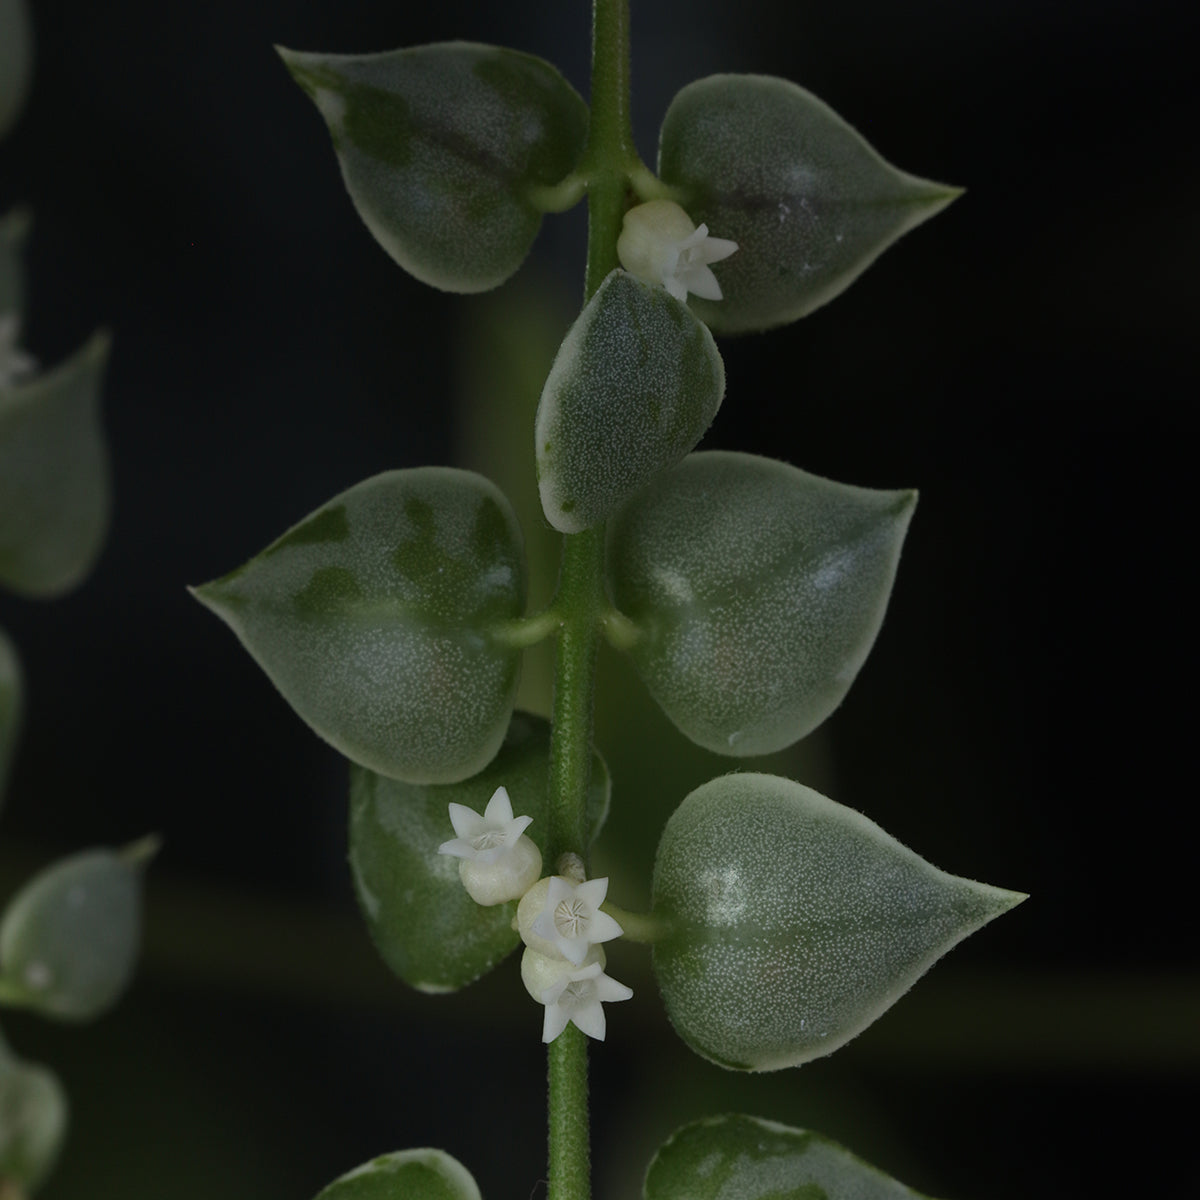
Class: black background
0,1,1194,1197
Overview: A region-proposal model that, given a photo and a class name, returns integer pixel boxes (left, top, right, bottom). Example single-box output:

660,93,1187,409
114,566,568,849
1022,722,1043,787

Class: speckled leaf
0,331,111,598
0,839,154,1021
607,452,915,756
652,773,1024,1071
349,711,610,992
0,625,21,805
645,1114,937,1200
0,0,34,140
280,41,588,293
193,468,526,784
314,1149,481,1200
0,1043,67,1193
659,75,960,334
0,207,31,315
535,270,724,532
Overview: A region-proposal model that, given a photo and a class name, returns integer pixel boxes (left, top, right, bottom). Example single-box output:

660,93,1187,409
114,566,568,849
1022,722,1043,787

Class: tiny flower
438,786,530,863
437,786,542,906
539,959,634,1043
617,199,738,303
0,312,37,389
519,874,624,965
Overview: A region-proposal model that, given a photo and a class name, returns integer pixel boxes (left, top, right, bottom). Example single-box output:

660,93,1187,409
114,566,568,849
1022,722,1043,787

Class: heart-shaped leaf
349,711,610,992
0,838,154,1022
0,1042,67,1193
651,773,1024,1070
280,41,588,293
658,74,960,334
193,468,526,785
0,624,21,805
0,331,112,598
607,452,915,756
645,1114,936,1200
314,1148,481,1200
535,270,724,533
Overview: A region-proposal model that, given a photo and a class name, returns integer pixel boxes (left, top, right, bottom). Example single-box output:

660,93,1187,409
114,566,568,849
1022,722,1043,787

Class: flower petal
482,785,514,824
570,999,607,1041
542,1001,571,1043
587,909,625,944
447,802,486,840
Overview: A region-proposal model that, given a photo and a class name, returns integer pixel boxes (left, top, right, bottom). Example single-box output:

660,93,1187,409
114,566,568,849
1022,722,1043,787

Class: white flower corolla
538,957,634,1043
617,199,738,303
0,312,36,389
518,874,623,965
437,786,541,906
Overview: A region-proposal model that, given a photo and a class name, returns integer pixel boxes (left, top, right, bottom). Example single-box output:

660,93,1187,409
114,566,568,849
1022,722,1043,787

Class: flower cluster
438,787,632,1042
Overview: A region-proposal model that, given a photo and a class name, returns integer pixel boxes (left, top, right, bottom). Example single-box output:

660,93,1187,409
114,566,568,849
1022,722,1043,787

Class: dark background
0,1,1194,1197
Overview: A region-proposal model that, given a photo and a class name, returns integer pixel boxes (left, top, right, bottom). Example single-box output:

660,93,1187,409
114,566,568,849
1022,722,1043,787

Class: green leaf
535,271,725,533
658,75,961,334
314,1149,481,1200
651,773,1024,1071
193,468,526,785
349,711,610,992
607,452,915,756
0,207,31,316
0,0,34,141
0,1042,68,1193
279,41,588,294
645,1114,937,1200
0,624,21,806
0,839,155,1021
0,331,112,598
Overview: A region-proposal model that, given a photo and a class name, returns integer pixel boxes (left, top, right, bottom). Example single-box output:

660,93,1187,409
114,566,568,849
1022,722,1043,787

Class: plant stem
581,0,638,303
547,1023,591,1200
546,527,605,868
545,5,634,1199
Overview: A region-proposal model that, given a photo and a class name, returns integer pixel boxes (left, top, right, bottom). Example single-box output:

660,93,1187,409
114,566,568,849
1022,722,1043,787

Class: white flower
519,875,624,965
0,312,37,390
539,959,633,1043
438,786,530,863
617,199,738,303
437,786,541,906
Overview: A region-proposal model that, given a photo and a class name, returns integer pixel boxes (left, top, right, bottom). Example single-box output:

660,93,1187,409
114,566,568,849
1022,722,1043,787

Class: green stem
600,902,668,945
546,527,605,868
545,5,634,1199
580,0,638,303
547,1024,591,1200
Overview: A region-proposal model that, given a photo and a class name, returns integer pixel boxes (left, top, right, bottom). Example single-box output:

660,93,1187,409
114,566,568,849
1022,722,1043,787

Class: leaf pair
308,1115,940,1200
284,46,955,318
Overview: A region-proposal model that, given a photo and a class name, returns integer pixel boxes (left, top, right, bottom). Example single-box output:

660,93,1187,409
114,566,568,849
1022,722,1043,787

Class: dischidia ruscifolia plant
192,2,1025,1197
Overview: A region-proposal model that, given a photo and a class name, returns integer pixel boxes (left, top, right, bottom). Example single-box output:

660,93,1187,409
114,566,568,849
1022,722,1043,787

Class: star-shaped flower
539,960,633,1043
527,875,624,965
617,199,738,303
437,786,541,906
438,786,531,864
0,312,37,390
